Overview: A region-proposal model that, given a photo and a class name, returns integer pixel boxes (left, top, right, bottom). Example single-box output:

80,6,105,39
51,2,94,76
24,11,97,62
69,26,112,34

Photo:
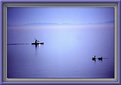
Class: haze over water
7,7,114,78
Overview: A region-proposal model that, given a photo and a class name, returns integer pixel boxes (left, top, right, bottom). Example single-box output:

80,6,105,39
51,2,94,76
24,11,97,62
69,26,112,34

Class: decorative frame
0,0,120,85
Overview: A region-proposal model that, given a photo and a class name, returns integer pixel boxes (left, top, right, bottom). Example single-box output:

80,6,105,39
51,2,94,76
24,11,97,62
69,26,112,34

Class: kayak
32,42,44,45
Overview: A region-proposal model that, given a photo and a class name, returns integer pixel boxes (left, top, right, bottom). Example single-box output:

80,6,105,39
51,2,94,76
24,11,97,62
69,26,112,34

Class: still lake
7,24,114,78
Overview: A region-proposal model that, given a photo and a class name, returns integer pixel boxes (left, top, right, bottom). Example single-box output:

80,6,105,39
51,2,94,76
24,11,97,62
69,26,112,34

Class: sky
7,7,114,26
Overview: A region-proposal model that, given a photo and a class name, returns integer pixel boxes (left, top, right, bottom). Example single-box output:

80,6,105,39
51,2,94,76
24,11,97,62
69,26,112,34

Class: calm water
7,24,114,78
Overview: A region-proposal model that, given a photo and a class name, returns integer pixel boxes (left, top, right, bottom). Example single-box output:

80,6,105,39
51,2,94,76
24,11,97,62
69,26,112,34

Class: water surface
7,24,114,78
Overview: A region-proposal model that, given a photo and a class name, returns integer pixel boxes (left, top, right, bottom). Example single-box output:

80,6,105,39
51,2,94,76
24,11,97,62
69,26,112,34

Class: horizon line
8,20,114,27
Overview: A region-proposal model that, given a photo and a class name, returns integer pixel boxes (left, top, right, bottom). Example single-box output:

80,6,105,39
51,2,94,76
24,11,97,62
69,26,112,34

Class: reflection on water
7,25,114,78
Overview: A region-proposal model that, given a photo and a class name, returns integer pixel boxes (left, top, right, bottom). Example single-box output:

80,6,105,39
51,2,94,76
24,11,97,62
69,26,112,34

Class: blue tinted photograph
7,7,114,78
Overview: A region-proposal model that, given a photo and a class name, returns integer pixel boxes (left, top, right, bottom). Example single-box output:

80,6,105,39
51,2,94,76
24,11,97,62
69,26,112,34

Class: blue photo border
0,0,120,85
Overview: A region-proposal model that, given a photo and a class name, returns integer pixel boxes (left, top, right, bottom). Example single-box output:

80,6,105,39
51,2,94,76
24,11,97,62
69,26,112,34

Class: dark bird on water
92,56,96,62
92,56,108,62
98,57,103,61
